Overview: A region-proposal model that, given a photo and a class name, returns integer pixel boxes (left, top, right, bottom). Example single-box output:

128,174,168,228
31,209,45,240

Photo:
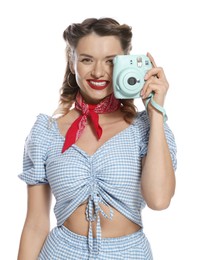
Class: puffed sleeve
18,114,51,185
137,111,177,171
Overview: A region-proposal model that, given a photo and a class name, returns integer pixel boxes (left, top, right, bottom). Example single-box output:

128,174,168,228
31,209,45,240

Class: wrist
148,105,164,123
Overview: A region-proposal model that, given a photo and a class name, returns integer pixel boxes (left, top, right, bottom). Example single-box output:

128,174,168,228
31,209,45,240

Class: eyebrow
79,54,117,59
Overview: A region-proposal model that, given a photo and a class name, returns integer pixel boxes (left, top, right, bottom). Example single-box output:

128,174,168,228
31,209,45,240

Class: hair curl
55,17,137,123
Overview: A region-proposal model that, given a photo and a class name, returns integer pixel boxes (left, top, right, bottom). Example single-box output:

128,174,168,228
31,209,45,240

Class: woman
17,17,177,259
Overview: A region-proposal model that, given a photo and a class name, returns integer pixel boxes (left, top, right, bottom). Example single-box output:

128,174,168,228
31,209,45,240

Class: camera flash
137,57,143,68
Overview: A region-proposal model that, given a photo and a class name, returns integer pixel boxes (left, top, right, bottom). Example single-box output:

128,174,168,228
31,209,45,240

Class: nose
91,62,105,78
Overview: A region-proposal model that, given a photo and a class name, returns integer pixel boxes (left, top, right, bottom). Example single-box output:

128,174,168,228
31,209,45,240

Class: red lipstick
87,80,110,90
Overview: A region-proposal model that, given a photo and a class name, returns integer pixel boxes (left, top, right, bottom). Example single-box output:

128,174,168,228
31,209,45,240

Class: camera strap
144,94,168,122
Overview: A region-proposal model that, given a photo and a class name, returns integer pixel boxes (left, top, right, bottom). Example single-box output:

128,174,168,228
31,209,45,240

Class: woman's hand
141,52,169,112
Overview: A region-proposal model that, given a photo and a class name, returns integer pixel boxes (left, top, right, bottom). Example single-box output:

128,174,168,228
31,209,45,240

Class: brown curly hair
55,17,137,123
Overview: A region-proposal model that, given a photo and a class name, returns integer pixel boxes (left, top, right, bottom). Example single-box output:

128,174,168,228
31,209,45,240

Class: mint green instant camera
113,55,152,99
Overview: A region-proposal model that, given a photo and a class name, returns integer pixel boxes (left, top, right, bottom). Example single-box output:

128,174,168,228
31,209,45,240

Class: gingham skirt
38,225,153,260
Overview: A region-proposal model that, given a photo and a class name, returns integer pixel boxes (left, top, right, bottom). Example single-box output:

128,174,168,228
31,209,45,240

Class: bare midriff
63,201,141,238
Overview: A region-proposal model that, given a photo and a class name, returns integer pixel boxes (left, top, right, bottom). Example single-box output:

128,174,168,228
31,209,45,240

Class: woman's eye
106,59,114,65
81,58,92,64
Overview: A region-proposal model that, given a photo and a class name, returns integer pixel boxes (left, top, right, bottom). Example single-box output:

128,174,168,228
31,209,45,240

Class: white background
0,0,198,259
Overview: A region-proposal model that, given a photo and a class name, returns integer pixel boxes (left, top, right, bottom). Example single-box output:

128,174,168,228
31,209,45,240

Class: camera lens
127,77,137,85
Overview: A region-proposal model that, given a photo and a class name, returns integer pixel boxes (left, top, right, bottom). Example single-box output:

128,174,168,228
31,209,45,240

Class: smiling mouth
87,80,110,90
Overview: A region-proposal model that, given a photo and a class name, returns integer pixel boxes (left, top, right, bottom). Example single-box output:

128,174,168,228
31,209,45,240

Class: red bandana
62,92,121,153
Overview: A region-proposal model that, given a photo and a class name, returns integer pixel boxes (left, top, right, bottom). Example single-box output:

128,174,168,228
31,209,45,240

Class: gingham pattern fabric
18,111,177,257
38,226,153,259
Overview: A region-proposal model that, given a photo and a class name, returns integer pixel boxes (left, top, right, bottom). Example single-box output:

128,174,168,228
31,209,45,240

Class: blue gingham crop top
18,111,177,254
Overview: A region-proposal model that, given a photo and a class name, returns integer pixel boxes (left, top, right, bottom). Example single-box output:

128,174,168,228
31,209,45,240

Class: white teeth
90,81,106,86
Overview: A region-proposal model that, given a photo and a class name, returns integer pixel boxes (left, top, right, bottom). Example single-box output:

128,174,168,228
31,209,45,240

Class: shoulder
129,110,150,142
26,113,55,144
133,110,150,129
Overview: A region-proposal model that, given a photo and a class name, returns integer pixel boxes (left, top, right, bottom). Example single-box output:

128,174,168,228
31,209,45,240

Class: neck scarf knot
62,92,121,153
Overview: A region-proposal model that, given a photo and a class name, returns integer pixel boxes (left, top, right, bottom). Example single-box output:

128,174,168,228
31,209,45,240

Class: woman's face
71,32,124,104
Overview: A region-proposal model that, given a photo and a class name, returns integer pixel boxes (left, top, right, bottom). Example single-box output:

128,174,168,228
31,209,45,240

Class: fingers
141,83,162,99
147,52,157,68
144,67,167,81
141,75,169,102
146,53,167,81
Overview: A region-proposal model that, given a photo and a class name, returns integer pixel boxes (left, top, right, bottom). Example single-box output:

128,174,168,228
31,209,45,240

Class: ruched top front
18,111,177,253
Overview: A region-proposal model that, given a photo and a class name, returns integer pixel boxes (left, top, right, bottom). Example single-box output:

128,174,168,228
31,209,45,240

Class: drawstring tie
86,193,113,254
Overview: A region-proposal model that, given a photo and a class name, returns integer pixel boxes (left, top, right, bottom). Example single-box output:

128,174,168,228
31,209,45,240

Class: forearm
141,111,175,210
17,221,49,260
